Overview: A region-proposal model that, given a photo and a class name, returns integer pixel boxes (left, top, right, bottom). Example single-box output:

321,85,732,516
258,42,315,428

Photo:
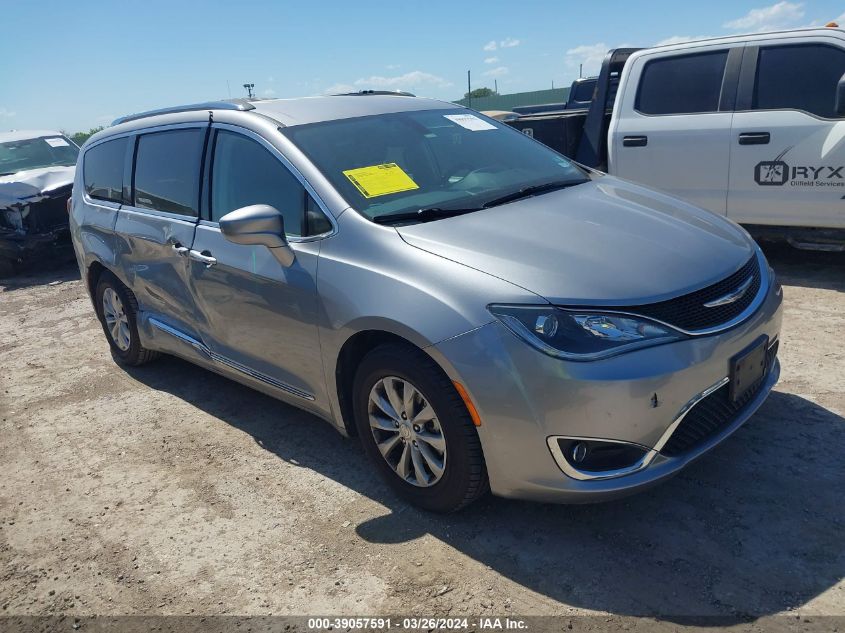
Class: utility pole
579,63,583,79
467,70,472,108
243,83,255,99
494,79,498,94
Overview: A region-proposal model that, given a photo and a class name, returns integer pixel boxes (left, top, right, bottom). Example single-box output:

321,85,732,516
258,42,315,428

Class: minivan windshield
0,136,79,176
282,108,590,223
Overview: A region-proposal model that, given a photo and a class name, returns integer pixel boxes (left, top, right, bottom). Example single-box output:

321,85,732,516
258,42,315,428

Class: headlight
488,305,686,361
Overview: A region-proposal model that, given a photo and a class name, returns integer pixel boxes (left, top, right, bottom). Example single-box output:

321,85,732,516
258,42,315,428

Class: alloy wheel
102,287,131,352
367,376,447,487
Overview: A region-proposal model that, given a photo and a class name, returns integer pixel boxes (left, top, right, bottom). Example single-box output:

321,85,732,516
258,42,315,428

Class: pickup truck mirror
219,204,295,267
836,73,845,117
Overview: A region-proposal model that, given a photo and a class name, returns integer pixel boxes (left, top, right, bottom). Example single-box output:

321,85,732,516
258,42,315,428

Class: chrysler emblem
703,276,754,308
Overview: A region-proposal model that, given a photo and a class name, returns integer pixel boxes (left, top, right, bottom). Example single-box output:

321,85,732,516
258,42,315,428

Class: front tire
353,343,488,513
94,271,158,366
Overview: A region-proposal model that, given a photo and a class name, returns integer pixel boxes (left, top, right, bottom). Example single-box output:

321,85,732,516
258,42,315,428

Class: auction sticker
444,114,497,131
343,163,419,198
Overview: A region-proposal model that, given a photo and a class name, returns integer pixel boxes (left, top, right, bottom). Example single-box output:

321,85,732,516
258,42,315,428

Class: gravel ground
0,244,843,626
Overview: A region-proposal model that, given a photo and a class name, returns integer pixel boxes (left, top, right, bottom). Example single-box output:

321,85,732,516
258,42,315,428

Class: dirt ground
0,244,843,625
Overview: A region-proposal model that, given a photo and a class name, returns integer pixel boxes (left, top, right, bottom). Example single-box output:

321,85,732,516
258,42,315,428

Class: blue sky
1,0,843,133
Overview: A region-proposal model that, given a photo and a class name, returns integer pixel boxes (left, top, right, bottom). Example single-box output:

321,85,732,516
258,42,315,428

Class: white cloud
814,11,845,26
386,64,400,70
483,37,520,52
484,56,500,64
0,108,16,118
724,1,805,31
353,70,452,89
564,42,610,77
483,66,509,77
262,88,276,97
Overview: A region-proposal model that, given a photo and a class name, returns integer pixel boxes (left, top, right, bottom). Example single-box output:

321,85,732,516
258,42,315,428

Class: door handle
738,132,770,145
171,243,189,256
188,249,217,267
623,136,648,147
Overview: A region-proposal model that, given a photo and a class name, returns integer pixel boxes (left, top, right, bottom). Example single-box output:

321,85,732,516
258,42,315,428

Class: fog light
557,438,647,473
571,442,588,463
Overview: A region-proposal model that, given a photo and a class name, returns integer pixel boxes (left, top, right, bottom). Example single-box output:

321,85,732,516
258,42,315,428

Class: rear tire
353,343,488,513
94,271,158,366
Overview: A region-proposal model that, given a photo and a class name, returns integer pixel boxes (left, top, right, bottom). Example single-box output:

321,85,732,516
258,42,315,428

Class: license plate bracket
729,336,769,402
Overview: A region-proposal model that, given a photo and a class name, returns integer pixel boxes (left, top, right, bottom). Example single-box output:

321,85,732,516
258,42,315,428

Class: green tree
69,127,104,147
464,87,497,99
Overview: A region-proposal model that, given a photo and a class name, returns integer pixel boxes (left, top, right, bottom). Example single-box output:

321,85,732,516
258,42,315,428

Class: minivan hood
396,177,756,305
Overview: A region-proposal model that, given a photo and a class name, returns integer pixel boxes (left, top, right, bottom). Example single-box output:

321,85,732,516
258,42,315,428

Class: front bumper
0,227,71,264
432,277,783,503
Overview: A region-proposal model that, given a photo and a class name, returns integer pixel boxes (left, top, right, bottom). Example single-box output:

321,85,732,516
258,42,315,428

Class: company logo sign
754,147,845,188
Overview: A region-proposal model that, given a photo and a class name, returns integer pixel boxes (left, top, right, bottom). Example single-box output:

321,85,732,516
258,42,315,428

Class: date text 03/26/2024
307,617,528,630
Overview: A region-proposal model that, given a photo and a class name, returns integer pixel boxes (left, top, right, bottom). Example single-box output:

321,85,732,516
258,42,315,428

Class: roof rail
333,90,416,97
111,99,256,126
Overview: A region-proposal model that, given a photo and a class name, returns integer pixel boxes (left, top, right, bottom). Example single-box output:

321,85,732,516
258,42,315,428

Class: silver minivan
71,95,782,512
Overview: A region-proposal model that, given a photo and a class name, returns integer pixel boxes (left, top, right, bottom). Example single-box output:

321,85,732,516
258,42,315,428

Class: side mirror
219,204,295,267
837,73,845,117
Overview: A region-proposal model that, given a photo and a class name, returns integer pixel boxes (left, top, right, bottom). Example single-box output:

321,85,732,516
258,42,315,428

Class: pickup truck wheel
94,271,158,366
353,343,488,513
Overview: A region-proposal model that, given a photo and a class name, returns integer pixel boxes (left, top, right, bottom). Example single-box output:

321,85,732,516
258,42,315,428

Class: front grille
660,341,778,457
614,255,762,332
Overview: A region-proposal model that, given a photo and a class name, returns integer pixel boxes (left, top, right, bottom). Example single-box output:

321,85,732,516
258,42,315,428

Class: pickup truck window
571,79,597,103
753,43,845,119
636,51,728,115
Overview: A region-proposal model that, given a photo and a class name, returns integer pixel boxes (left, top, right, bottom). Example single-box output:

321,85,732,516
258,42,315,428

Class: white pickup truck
508,26,845,249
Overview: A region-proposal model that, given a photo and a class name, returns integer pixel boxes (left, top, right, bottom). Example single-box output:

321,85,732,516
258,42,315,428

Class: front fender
315,210,538,432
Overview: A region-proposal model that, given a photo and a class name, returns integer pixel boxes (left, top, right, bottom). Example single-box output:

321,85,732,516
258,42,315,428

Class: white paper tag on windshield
45,137,70,147
444,114,496,131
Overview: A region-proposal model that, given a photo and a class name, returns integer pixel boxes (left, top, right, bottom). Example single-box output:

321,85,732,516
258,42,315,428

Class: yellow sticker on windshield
342,163,419,198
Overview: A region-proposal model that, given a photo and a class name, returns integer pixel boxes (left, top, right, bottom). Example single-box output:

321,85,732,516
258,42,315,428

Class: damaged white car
0,130,79,276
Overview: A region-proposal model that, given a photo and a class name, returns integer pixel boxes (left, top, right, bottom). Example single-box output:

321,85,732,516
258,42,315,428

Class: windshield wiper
481,179,589,209
372,206,482,225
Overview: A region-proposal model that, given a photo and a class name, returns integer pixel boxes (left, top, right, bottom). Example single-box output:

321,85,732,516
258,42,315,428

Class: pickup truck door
727,37,845,229
186,125,332,408
611,44,743,215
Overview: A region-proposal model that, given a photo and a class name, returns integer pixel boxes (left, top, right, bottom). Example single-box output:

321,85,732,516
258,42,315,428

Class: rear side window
210,130,310,236
636,51,729,115
133,128,204,216
84,137,127,203
753,44,845,118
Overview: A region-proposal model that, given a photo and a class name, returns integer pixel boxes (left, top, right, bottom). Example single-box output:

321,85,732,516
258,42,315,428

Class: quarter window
753,44,845,118
134,128,204,216
636,51,729,115
84,137,127,203
210,130,316,236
